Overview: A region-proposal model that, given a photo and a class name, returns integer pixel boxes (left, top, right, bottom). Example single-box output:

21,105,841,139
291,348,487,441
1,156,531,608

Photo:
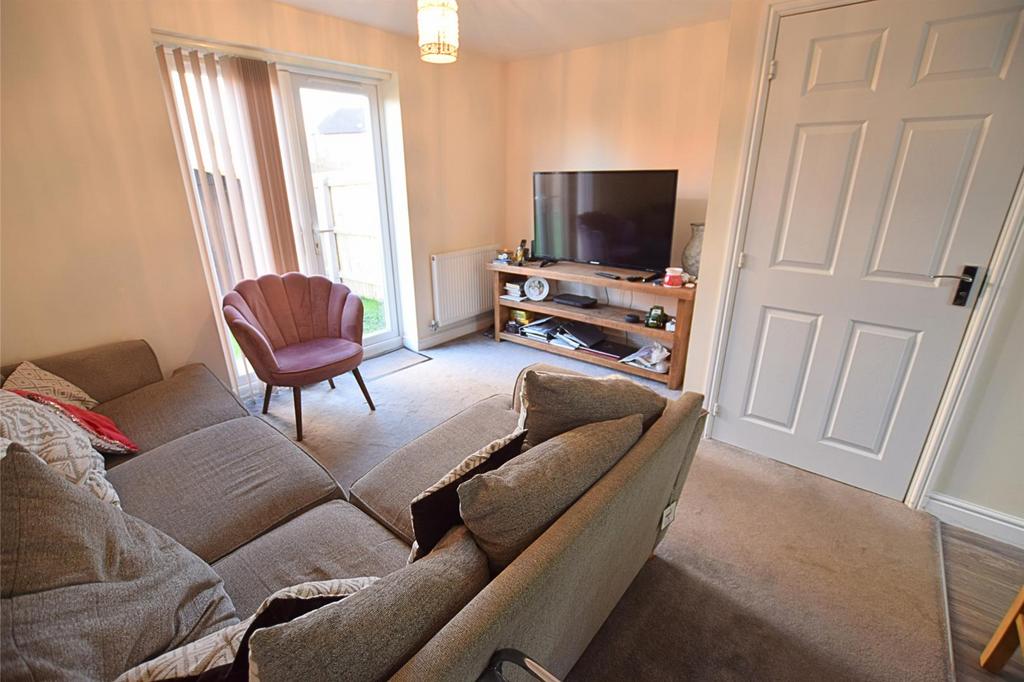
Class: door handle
930,265,978,307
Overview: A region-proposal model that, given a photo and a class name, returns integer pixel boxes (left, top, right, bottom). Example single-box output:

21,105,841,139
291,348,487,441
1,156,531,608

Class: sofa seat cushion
106,416,342,564
270,338,363,386
350,394,519,544
213,500,410,618
95,364,247,453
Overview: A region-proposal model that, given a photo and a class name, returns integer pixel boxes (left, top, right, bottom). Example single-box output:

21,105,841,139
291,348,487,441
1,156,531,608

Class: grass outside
363,297,386,335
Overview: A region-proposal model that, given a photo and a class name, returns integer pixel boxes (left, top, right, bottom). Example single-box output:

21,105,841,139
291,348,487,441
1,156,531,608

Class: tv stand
487,261,695,389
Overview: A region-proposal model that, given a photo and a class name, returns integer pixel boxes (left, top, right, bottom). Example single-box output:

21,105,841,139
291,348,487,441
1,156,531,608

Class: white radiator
430,244,497,328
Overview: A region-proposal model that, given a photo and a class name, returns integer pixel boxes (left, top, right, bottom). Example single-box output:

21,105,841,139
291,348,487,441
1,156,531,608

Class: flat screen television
533,170,678,271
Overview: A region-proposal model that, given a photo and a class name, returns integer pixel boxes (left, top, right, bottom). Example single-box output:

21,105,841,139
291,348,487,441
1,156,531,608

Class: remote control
595,272,621,280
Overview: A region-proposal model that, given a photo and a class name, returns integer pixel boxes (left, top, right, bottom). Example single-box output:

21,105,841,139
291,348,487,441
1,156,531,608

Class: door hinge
711,402,721,417
767,59,778,81
736,252,748,269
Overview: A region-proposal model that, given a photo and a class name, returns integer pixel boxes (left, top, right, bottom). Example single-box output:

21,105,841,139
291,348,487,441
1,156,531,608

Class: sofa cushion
107,416,342,563
511,362,586,412
460,414,644,571
410,429,527,561
1,444,237,681
213,500,410,618
249,525,488,681
95,364,247,452
350,394,518,544
517,369,666,448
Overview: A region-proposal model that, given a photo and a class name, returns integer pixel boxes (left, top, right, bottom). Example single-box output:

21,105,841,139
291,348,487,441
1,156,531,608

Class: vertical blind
155,46,299,296
157,46,306,397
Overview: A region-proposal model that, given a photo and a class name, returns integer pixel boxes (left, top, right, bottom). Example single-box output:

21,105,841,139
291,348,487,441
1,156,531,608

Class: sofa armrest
1,340,163,403
511,363,588,413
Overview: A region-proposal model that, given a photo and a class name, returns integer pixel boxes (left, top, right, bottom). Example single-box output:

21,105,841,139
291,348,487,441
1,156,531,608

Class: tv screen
533,170,677,271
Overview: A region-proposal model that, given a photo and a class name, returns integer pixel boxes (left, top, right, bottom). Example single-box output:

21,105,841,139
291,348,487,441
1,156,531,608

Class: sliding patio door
280,72,403,354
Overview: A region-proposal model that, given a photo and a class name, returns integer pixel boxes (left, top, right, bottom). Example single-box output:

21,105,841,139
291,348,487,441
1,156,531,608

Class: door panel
867,116,988,283
772,121,864,273
713,0,1024,499
743,307,821,432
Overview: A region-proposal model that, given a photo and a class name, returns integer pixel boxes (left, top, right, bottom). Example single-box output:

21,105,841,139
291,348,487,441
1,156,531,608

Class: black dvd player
552,293,597,308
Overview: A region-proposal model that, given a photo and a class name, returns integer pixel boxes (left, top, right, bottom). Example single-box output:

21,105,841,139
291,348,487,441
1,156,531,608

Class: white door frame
703,0,1024,508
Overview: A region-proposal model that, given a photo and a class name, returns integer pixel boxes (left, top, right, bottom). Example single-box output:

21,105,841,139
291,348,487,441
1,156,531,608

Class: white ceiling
280,0,732,60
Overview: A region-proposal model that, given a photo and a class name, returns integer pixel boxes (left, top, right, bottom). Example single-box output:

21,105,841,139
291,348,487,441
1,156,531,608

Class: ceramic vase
683,222,704,278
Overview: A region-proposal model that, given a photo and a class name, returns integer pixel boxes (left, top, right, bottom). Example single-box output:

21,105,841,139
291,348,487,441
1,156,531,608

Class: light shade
417,0,459,64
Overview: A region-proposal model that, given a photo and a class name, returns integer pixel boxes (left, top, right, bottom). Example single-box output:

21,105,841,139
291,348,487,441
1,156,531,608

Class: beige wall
1,0,506,378
1,0,227,379
504,20,730,258
933,236,1024,519
687,0,771,394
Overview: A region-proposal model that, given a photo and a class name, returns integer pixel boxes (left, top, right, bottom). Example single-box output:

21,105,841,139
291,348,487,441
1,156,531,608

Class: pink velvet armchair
222,273,374,440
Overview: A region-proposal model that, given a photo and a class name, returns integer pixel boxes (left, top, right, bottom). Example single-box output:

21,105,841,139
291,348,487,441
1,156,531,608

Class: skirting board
405,314,491,352
925,493,1024,549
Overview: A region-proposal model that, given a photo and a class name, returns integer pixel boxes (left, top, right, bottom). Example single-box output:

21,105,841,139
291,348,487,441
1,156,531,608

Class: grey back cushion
459,414,644,571
1,443,238,681
517,370,666,448
249,525,489,681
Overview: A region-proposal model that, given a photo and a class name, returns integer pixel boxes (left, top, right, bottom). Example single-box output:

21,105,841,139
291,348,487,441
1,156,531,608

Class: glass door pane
290,77,400,345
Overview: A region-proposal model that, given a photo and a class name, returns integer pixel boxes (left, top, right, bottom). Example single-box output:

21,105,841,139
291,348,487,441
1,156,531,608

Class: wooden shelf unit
488,261,695,389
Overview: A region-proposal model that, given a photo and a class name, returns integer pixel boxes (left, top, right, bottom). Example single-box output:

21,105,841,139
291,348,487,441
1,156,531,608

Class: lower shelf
497,332,669,384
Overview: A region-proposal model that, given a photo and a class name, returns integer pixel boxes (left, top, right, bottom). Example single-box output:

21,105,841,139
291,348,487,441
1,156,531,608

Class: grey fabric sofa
5,342,705,680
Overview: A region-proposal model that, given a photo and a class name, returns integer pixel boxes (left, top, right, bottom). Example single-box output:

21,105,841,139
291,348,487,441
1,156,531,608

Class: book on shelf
500,294,527,302
577,339,637,361
519,316,560,341
558,321,605,348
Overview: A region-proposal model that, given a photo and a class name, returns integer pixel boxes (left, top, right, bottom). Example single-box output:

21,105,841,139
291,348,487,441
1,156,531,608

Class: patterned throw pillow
12,390,139,455
116,577,378,682
2,361,99,409
0,390,120,506
408,430,528,562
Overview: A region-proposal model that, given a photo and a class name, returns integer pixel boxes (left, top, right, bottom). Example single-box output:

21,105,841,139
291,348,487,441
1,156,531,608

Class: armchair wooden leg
262,384,273,415
353,368,375,411
328,377,336,389
293,386,303,441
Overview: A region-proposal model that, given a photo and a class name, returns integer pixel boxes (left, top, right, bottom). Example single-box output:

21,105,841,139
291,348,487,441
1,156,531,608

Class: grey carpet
357,347,429,381
253,333,952,681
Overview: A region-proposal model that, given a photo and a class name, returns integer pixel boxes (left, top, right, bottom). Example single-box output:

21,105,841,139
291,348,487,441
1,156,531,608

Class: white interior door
713,0,1024,499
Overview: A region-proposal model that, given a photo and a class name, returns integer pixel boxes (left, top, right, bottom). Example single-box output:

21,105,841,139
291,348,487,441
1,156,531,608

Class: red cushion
12,390,139,455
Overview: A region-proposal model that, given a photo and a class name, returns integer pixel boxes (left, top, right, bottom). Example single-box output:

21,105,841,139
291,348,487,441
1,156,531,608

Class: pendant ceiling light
417,0,459,64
